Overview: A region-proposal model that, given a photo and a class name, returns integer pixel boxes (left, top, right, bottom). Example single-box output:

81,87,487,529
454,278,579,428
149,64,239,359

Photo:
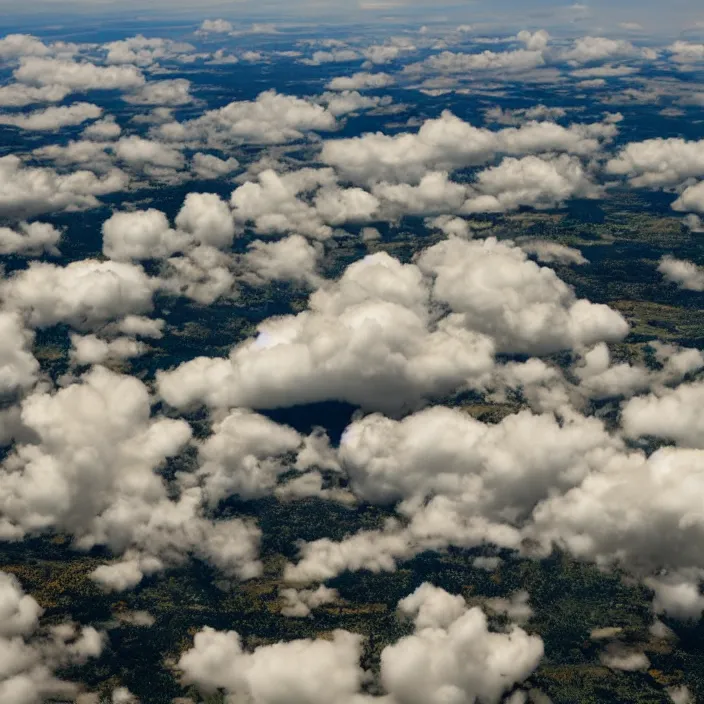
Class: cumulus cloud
559,36,657,65
158,235,627,413
103,35,195,67
321,111,617,185
1,259,155,329
517,29,551,52
229,167,337,240
484,104,567,126
658,255,704,291
283,406,623,584
672,180,704,215
153,90,338,147
326,72,395,91
0,570,104,703
196,18,234,35
102,208,190,261
69,334,147,366
191,152,239,180
280,586,339,617
0,222,61,256
405,48,545,75
461,154,601,213
14,57,145,92
0,83,72,108
174,192,235,249
123,79,193,106
599,643,650,671
0,102,102,131
0,366,263,588
384,584,543,704
240,235,322,287
82,116,121,140
180,628,367,704
157,248,496,413
0,312,38,398
621,380,704,448
180,584,542,704
668,41,704,65
161,245,237,305
418,236,627,354
528,446,704,596
0,155,129,219
517,239,588,265
605,138,704,188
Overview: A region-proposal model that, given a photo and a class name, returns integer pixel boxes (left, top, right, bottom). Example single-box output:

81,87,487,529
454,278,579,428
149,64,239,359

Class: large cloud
284,405,620,584
0,367,263,589
157,248,496,413
158,236,627,412
180,584,543,704
1,259,155,329
417,236,628,354
321,111,617,184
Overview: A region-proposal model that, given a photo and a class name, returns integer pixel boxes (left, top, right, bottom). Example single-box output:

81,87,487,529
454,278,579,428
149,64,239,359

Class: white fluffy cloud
154,90,338,147
606,138,704,188
384,584,543,704
157,248,496,413
102,208,190,261
559,36,657,65
621,380,704,448
0,222,61,256
69,334,147,365
0,571,104,704
0,366,263,588
103,35,195,67
321,111,617,185
0,155,129,219
518,239,588,265
14,57,145,92
658,255,704,291
180,584,542,704
192,152,240,180
668,41,704,65
0,312,38,399
123,79,193,106
461,154,600,213
174,192,235,249
418,236,627,354
407,47,545,74
0,83,71,108
326,72,395,91
280,586,339,617
0,102,102,131
180,628,367,704
240,235,322,286
158,235,627,412
672,180,704,215
2,259,155,329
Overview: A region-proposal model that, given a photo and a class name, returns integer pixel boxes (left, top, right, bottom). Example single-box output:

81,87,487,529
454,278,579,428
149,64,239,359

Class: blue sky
1,0,703,39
